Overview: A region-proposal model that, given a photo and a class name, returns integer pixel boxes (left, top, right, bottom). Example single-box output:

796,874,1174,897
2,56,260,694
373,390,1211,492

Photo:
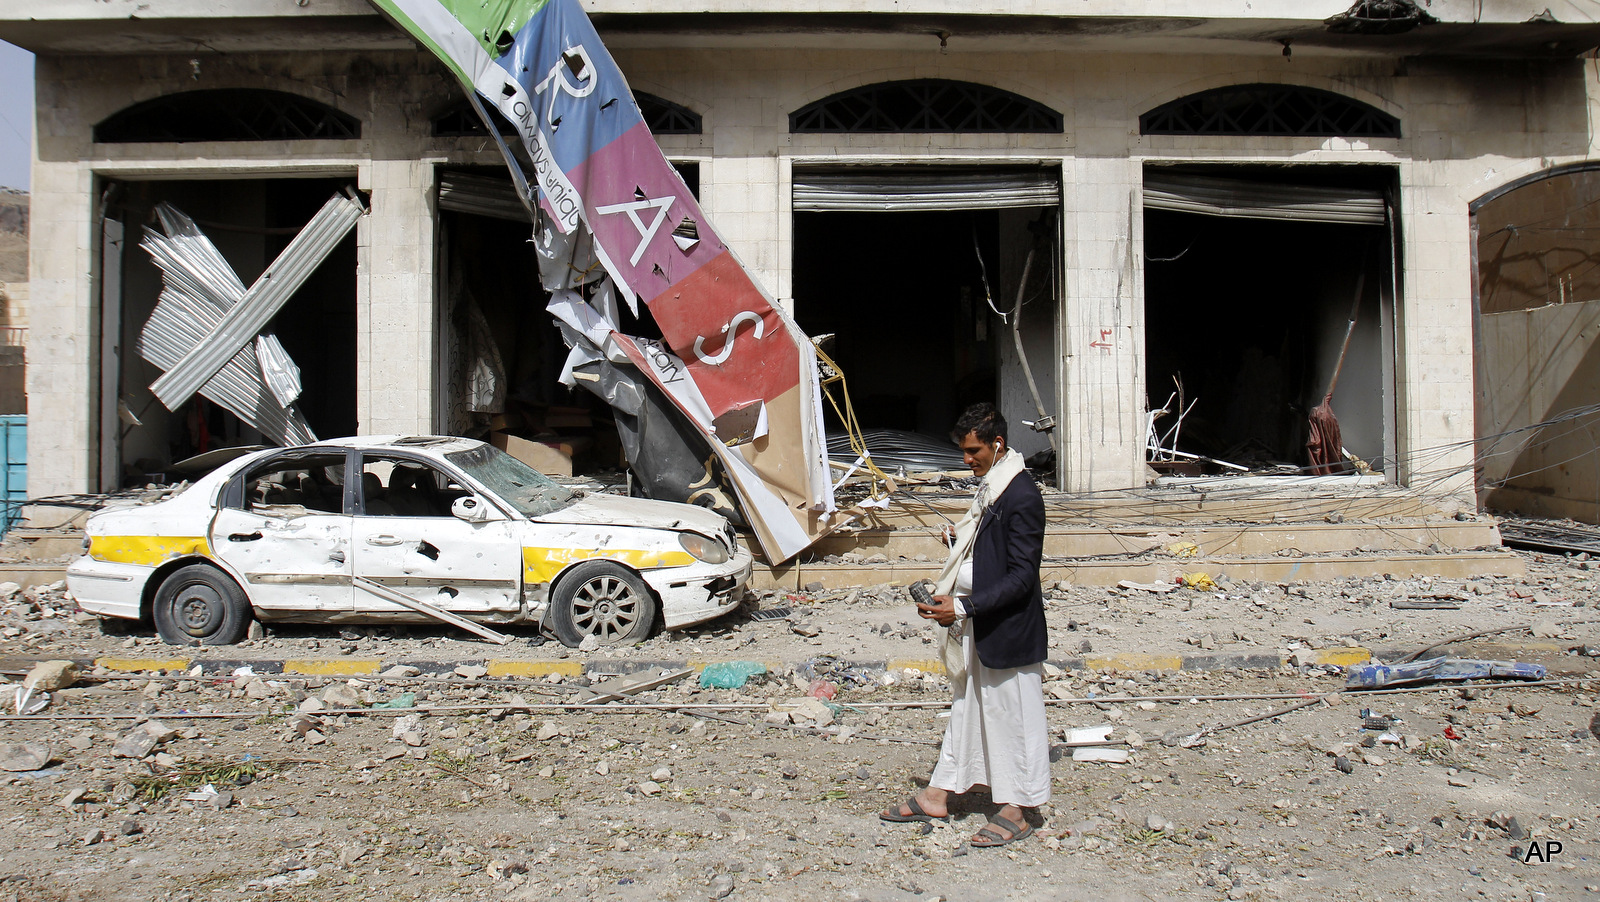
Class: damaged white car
67,436,751,647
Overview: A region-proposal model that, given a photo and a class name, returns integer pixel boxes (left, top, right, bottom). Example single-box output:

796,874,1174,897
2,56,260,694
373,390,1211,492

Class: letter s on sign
693,311,765,366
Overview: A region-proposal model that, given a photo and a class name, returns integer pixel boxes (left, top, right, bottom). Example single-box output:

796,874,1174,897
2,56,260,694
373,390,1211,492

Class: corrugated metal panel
1143,172,1387,224
439,172,532,223
0,415,24,534
137,205,317,447
148,191,366,409
793,169,1061,212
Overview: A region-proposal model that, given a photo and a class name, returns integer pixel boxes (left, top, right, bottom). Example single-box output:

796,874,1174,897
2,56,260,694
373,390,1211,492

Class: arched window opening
432,101,517,138
635,92,702,135
789,79,1062,134
1140,83,1399,138
96,90,361,143
432,92,702,137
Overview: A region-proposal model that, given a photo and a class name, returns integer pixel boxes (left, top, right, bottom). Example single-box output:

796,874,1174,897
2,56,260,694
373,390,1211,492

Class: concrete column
355,160,435,435
703,116,786,301
25,160,97,496
1396,167,1476,499
1060,157,1145,493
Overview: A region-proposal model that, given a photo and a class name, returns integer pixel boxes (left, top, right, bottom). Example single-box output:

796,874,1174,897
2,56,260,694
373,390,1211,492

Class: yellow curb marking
486,660,583,678
1312,647,1371,667
887,658,946,675
93,657,193,673
282,659,382,676
1082,654,1185,672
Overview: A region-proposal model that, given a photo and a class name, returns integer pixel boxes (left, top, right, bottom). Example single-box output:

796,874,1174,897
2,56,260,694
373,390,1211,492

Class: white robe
929,613,1052,807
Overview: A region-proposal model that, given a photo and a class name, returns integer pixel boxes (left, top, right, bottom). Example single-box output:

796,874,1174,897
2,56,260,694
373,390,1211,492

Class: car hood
533,492,729,537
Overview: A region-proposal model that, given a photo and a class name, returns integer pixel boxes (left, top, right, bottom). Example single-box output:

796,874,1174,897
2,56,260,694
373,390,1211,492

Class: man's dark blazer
960,472,1048,670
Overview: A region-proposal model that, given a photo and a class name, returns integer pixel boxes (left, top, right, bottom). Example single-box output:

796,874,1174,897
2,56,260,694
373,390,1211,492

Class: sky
0,39,31,191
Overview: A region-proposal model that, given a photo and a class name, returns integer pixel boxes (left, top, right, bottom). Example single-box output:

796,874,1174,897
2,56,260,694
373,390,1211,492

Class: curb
6,644,1594,681
3,646,1387,679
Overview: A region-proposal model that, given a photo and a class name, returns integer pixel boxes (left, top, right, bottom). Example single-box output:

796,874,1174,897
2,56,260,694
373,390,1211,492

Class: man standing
879,403,1050,847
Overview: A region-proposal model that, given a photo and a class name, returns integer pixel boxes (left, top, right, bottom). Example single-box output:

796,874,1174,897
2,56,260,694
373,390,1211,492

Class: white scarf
934,447,1027,596
930,448,1027,682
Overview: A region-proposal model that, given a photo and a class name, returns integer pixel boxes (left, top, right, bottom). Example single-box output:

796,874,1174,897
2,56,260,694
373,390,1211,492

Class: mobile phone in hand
908,582,935,607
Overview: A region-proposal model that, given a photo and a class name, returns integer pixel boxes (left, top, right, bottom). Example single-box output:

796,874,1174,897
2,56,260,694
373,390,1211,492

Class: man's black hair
952,402,1007,446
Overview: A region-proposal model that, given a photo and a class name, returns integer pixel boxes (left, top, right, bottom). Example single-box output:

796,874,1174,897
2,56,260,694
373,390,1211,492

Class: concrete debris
112,730,159,760
320,683,363,708
22,660,79,691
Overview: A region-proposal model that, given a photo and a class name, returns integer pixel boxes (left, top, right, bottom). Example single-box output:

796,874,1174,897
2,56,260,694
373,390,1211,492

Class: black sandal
970,811,1034,847
879,795,948,823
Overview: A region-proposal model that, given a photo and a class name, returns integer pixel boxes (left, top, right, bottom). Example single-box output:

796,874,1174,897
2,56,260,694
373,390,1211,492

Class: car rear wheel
152,563,254,646
549,561,657,647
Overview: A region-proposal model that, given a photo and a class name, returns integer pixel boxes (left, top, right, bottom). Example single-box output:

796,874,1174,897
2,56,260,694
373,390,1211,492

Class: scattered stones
709,874,735,899
0,741,52,772
454,664,489,679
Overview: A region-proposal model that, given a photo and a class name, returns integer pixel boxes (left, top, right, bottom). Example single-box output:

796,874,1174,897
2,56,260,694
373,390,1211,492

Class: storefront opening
1142,165,1397,477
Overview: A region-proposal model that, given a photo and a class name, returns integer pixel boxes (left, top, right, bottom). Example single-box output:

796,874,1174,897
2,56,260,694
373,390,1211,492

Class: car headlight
679,532,729,564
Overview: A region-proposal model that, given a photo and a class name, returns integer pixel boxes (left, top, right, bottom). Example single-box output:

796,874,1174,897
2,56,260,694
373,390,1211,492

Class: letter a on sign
595,193,676,266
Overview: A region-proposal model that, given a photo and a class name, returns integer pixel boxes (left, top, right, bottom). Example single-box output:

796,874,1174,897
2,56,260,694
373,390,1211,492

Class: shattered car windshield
445,444,576,517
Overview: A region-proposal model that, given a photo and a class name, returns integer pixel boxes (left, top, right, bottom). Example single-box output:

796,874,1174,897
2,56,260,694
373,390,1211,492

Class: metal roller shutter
792,168,1061,212
1143,171,1386,225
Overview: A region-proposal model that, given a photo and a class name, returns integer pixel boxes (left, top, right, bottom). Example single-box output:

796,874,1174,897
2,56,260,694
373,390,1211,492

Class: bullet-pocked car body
67,436,751,647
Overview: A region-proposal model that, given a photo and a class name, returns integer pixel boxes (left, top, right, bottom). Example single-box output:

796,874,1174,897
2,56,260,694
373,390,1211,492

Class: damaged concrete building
5,1,1600,534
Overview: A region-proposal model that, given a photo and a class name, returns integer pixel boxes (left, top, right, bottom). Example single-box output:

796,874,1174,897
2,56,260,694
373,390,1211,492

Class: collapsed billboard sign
368,0,835,561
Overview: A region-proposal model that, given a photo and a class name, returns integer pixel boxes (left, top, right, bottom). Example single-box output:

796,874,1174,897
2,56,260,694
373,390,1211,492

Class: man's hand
916,594,960,626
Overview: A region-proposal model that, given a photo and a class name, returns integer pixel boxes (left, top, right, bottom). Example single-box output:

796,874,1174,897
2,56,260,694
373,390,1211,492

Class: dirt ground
0,550,1597,902
4,549,1598,671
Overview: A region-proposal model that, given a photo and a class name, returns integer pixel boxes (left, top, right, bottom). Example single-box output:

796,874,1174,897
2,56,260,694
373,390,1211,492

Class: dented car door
208,450,354,613
350,453,523,616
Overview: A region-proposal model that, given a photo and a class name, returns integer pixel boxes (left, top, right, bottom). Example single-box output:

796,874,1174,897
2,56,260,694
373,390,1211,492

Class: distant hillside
0,189,26,284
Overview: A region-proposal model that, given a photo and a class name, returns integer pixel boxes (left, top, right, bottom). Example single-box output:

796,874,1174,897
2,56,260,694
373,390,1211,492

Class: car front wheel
151,563,254,646
549,560,657,647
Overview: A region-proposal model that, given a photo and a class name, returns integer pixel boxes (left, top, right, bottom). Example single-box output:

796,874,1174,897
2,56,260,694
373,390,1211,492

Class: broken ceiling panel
147,190,365,411
255,334,303,408
137,203,321,447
